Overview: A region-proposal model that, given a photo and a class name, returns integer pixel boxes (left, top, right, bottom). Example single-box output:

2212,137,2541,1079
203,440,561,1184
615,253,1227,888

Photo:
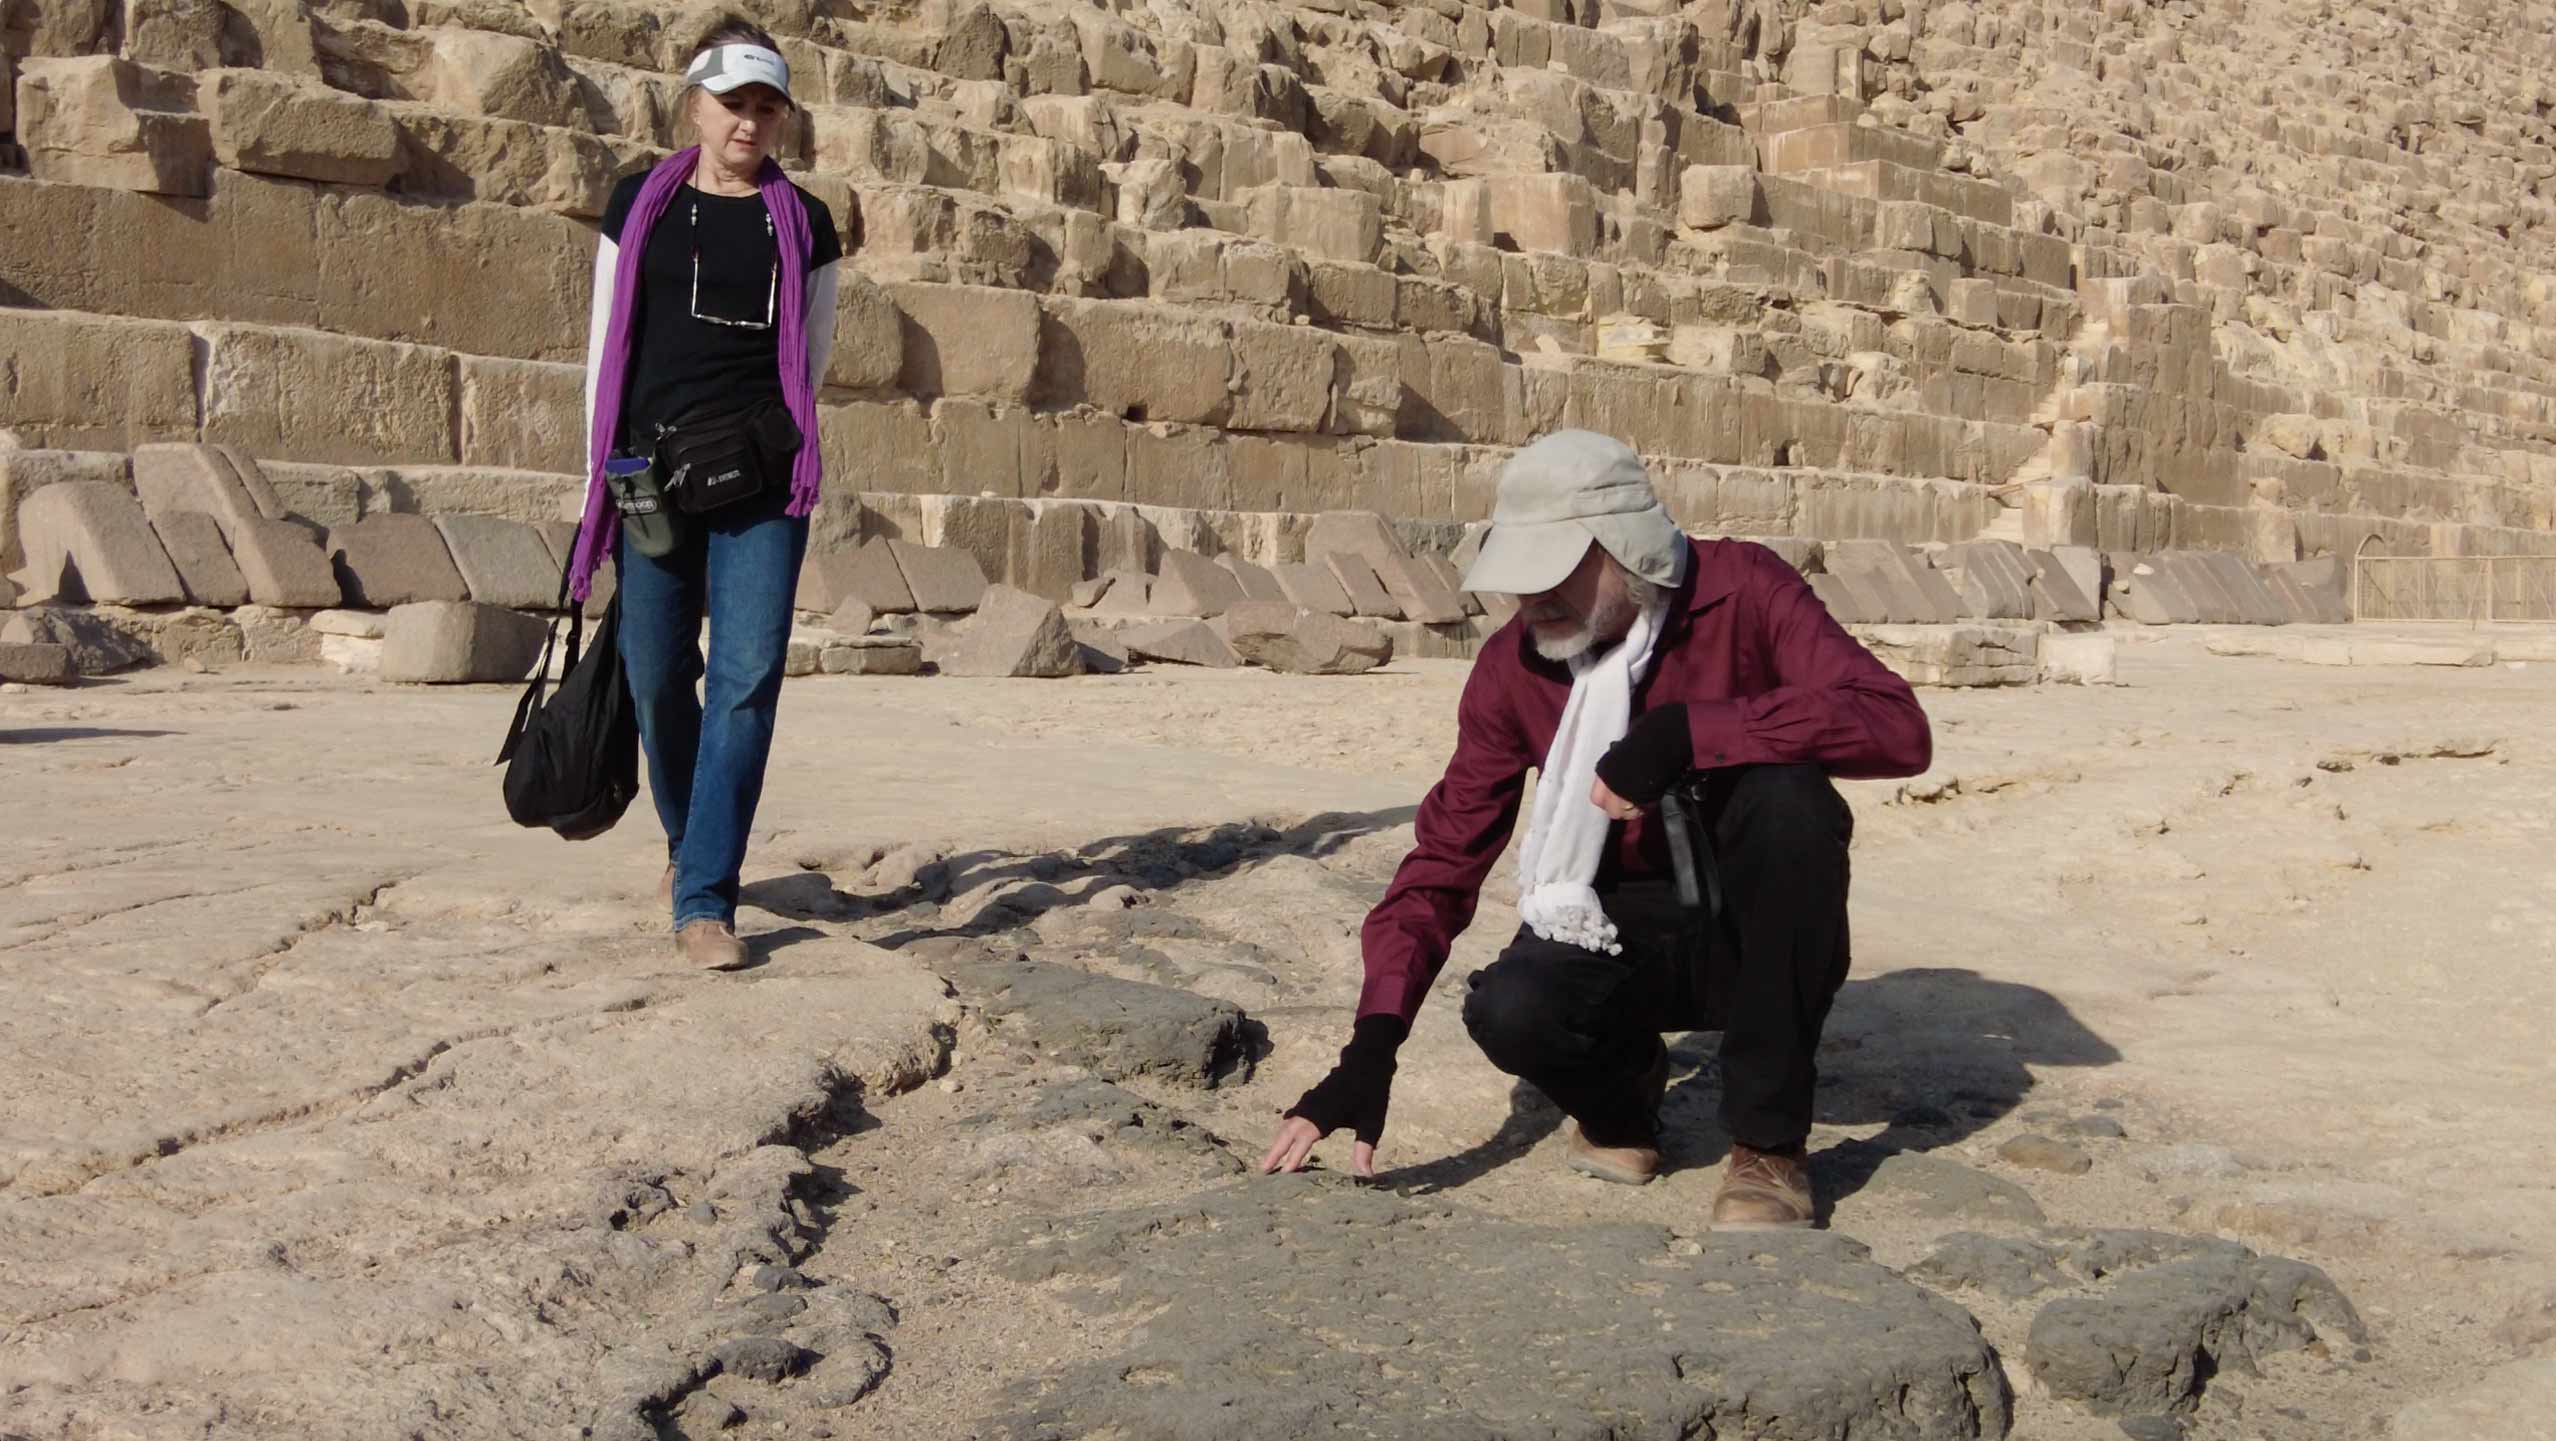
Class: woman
569,18,845,969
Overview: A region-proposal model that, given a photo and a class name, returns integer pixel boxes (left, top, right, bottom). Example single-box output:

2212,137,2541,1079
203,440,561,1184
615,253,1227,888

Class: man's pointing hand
1259,1013,1406,1180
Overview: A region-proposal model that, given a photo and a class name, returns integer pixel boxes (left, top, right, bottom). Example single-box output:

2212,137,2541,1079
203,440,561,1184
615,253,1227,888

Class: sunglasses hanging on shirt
689,200,777,330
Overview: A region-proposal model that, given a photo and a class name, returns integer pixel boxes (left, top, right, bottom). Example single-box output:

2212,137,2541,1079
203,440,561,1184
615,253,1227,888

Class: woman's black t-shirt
602,173,843,451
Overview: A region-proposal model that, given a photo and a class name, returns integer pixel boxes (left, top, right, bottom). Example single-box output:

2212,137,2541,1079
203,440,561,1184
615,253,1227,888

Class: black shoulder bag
495,540,640,840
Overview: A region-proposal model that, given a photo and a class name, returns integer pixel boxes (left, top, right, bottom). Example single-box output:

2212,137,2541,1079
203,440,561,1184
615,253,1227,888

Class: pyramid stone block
1305,510,1409,567
800,539,920,615
2110,556,2200,624
1224,602,1394,675
2025,547,2102,623
1325,551,1405,620
1276,562,1356,617
327,515,468,607
151,510,250,608
15,480,185,605
381,600,549,683
1933,541,2037,620
1121,619,1240,667
435,514,562,610
945,585,1081,678
1372,550,1468,625
1150,550,1247,617
1217,552,1290,604
889,540,990,614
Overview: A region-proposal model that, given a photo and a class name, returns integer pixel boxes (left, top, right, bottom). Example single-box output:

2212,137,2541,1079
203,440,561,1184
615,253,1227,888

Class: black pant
1460,764,1854,1152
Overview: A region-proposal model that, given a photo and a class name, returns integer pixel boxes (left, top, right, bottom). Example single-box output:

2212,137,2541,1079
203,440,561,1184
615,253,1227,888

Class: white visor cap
685,43,793,103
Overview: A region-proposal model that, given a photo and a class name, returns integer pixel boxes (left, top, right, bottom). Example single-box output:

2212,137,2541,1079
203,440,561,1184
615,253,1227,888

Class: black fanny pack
653,396,803,515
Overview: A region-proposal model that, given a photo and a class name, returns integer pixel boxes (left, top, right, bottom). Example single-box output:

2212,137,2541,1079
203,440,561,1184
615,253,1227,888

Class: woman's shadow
1386,966,2117,1201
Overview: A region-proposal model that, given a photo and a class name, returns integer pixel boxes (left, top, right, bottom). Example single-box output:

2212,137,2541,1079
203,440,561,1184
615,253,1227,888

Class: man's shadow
1390,967,2116,1203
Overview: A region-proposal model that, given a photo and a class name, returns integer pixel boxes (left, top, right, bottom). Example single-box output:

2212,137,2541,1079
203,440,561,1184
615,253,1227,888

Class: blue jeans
616,497,808,929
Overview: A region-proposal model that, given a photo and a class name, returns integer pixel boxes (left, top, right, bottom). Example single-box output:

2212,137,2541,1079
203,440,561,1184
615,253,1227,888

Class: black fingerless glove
1283,1013,1407,1145
1595,702,1694,807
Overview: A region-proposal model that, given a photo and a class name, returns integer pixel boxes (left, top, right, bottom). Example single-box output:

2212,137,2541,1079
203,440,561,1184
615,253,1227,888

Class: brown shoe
676,919,749,971
1710,1143,1815,1231
1563,1042,1673,1186
1566,1127,1661,1185
656,864,675,909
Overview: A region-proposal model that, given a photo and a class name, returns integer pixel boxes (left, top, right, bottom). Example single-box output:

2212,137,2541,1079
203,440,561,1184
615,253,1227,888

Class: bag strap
495,514,593,764
1659,778,1724,926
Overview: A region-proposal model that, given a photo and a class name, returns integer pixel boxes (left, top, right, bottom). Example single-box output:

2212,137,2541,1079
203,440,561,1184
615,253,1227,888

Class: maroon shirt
1356,537,1933,1024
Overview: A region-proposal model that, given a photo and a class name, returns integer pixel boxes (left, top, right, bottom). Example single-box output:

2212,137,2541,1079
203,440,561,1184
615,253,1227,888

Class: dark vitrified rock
985,1179,2012,1440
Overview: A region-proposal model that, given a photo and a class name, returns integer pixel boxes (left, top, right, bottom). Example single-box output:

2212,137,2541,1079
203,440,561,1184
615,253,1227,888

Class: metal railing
2353,552,2556,624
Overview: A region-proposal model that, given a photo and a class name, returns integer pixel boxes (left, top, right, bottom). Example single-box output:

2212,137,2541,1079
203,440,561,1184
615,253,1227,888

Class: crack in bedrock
37,1007,604,1202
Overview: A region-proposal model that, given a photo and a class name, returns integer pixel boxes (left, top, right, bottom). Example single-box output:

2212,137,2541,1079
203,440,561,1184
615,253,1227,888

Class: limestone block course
1225,320,1338,434
825,269,905,392
327,514,469,608
197,324,459,466
891,282,1042,400
0,311,196,454
387,110,651,218
17,57,211,196
315,193,590,362
1241,183,1382,265
13,480,186,605
1037,299,1232,426
200,68,404,187
380,599,550,684
8,0,116,55
458,358,583,474
151,511,251,609
1680,165,1760,228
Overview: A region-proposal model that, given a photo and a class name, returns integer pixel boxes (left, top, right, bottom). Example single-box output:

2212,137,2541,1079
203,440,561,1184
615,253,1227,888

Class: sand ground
2,627,2550,1438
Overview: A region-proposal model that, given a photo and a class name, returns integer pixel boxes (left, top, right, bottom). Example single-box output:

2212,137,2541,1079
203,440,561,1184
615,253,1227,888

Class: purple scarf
568,146,822,601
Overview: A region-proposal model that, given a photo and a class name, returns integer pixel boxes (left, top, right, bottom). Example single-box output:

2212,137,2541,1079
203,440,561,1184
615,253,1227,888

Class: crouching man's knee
1462,960,1571,1078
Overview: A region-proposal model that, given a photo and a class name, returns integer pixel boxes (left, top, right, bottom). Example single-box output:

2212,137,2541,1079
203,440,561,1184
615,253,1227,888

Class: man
1257,430,1932,1229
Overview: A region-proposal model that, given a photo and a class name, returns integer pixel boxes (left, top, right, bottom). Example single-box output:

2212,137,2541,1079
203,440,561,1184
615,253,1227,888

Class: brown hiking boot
1710,1143,1815,1231
676,919,748,971
1564,1043,1673,1186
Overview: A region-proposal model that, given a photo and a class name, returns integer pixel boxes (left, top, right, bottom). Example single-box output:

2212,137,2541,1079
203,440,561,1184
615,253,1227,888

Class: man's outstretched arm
1262,657,1532,1175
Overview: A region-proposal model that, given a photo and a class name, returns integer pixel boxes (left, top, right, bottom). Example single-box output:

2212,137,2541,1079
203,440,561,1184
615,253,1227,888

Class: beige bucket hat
1459,430,1691,595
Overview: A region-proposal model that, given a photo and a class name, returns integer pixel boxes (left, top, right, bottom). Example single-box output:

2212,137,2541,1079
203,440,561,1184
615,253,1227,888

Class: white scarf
1515,602,1667,954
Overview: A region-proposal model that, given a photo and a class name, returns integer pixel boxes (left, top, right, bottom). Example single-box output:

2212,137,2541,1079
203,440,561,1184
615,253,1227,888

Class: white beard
1529,589,1640,664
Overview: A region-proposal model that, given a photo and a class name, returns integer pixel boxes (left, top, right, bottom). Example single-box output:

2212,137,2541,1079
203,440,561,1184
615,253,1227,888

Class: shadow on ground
745,807,1420,947
1392,967,2116,1203
1,727,181,744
